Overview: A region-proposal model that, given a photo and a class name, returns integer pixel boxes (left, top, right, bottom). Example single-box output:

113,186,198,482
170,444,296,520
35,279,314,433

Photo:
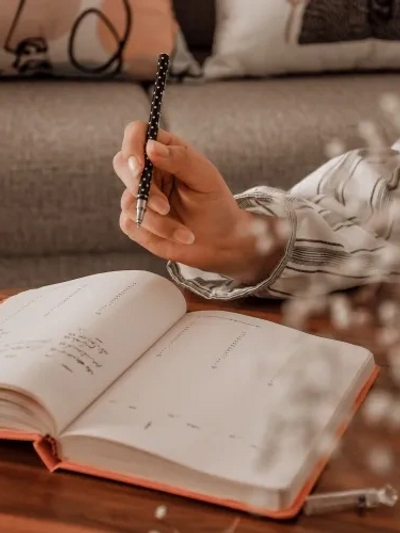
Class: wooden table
1,288,400,533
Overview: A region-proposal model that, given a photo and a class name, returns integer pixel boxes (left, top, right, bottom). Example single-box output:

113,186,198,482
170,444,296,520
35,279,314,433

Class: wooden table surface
1,288,400,533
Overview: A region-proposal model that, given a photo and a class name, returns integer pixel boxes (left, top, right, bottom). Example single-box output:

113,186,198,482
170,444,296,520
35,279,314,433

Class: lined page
0,271,186,433
63,310,373,490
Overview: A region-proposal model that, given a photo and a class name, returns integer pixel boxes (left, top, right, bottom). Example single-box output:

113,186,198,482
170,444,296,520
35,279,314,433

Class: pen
303,484,398,515
136,53,170,227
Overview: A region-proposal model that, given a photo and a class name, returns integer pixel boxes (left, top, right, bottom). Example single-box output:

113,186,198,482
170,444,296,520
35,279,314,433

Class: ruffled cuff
167,188,297,300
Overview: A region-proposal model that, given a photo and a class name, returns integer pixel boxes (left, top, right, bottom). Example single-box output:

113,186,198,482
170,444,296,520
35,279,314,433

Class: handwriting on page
0,294,44,325
0,329,10,340
44,330,109,375
154,321,197,357
43,284,88,317
198,314,261,328
0,329,108,376
95,282,137,316
212,331,247,369
104,400,262,451
0,338,52,357
191,315,259,371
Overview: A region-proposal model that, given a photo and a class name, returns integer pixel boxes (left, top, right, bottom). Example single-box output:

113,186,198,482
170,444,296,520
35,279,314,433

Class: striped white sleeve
168,148,400,299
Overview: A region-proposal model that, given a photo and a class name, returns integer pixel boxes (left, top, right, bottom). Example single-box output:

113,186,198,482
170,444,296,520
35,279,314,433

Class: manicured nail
128,156,141,178
148,140,169,157
174,228,195,245
149,196,170,215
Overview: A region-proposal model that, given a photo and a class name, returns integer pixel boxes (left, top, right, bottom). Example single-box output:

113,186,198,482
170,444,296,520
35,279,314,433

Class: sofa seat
0,80,151,258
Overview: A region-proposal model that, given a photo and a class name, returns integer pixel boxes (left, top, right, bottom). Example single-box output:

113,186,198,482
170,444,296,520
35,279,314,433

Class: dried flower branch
149,97,400,529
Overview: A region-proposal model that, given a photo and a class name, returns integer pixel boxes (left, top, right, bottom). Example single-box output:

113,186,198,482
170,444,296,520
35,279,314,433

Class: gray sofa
0,2,398,289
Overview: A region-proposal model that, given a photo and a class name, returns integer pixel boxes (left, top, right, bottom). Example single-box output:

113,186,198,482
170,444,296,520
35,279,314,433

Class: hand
113,121,285,284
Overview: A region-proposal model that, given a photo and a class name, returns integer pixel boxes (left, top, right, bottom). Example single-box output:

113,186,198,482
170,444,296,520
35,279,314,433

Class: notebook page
62,310,373,490
0,271,186,433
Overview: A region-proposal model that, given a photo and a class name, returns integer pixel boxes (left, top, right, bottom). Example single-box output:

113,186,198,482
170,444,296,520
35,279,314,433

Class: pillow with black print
0,0,201,80
204,0,400,79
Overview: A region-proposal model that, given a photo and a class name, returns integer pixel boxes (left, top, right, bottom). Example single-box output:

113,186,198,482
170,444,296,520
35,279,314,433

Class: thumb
146,139,218,192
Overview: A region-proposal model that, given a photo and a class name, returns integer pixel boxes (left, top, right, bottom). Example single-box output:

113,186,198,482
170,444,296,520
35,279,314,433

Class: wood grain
1,288,400,533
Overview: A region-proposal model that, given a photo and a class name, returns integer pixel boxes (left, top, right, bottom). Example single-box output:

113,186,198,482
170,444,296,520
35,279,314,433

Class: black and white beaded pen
136,53,170,227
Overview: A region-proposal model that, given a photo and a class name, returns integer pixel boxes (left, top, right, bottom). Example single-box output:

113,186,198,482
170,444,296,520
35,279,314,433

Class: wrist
222,209,287,285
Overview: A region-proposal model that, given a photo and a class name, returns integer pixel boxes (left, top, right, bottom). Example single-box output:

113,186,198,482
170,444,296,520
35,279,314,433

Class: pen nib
136,199,147,229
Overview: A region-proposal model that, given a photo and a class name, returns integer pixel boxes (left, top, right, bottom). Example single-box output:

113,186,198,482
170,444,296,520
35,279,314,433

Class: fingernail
149,196,170,215
148,140,169,157
128,156,141,177
174,228,195,245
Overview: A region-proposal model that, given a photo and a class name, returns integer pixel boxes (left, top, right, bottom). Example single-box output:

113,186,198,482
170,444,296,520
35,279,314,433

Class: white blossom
316,432,337,456
380,92,400,130
275,218,291,242
388,346,400,385
154,505,168,520
376,327,399,347
362,390,393,425
255,234,275,254
329,294,352,329
380,92,400,115
325,138,346,159
367,447,394,475
303,357,333,393
358,120,385,149
221,518,241,533
358,120,387,161
358,120,378,139
246,488,270,510
377,245,400,270
312,403,336,427
249,217,269,237
378,300,399,326
351,308,371,327
340,255,366,276
282,298,322,329
247,217,278,255
387,400,400,430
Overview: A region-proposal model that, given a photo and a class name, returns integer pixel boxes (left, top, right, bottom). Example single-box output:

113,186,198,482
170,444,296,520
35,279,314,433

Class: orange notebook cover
0,365,379,519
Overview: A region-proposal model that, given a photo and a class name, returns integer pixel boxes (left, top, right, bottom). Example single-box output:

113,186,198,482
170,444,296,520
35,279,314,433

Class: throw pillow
204,0,400,79
0,0,201,80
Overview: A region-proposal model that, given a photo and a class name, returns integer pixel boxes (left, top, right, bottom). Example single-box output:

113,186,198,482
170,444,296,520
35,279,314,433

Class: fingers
113,151,170,215
146,139,221,192
121,120,180,162
120,189,195,245
120,212,169,259
121,120,220,193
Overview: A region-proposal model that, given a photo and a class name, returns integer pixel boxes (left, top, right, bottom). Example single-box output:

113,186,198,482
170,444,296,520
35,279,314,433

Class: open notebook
0,271,377,518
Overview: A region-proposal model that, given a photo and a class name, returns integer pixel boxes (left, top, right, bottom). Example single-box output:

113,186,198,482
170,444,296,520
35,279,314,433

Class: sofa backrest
173,0,215,63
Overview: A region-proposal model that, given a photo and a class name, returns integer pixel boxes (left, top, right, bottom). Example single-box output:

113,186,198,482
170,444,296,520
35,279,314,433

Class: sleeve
167,149,400,299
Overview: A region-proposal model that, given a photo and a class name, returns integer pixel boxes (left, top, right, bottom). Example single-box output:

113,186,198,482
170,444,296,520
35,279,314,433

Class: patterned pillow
204,0,400,79
0,0,201,80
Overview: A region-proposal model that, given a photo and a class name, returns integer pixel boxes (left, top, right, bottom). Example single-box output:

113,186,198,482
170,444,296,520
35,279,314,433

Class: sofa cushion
0,0,189,81
162,74,399,194
172,0,215,61
0,80,148,256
